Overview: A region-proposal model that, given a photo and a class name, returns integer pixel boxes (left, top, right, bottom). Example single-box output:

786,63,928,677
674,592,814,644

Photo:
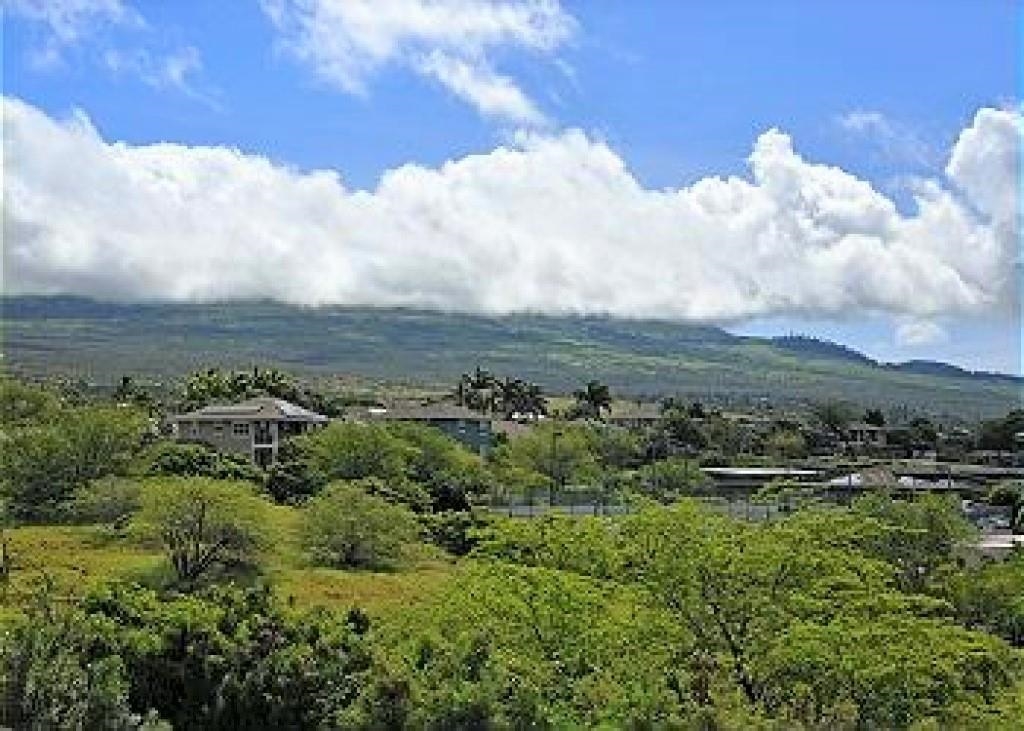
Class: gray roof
607,402,664,421
365,403,491,422
174,397,328,423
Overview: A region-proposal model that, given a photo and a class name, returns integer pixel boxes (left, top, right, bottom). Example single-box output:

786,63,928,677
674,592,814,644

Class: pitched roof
847,422,887,432
174,397,328,423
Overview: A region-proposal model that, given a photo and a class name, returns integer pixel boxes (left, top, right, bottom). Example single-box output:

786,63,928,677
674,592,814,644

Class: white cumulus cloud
261,0,575,124
2,97,1019,326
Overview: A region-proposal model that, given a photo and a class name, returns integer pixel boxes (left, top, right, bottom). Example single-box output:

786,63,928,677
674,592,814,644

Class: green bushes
943,551,1024,646
134,478,274,585
465,500,1022,728
634,456,709,502
140,440,264,484
302,483,420,570
3,492,1024,729
377,562,692,728
69,477,143,528
418,509,493,556
267,421,490,510
0,601,140,730
3,584,374,730
0,405,149,521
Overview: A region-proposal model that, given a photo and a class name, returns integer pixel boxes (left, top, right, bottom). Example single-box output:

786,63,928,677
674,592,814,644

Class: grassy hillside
1,295,1019,419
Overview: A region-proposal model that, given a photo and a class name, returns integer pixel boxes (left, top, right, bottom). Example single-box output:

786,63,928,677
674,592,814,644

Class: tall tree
812,400,855,437
864,408,886,427
571,380,612,421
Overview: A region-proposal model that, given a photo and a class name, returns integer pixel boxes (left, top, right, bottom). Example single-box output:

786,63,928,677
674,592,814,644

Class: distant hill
770,335,874,365
1,296,1019,419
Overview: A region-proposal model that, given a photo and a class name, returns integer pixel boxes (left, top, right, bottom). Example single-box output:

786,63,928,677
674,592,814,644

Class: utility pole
549,429,563,512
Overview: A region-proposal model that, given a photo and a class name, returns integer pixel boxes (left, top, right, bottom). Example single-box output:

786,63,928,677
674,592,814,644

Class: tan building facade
172,397,328,467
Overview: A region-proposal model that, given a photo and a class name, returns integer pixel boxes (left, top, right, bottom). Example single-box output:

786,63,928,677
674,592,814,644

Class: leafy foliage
0,593,144,730
17,584,374,730
134,478,274,585
454,367,547,418
764,428,808,459
0,404,149,521
69,477,143,528
268,421,490,510
634,457,710,502
979,409,1024,451
0,375,62,427
943,550,1024,647
569,379,612,420
140,440,264,484
469,500,1020,727
302,483,420,570
989,481,1024,531
492,422,600,498
850,491,976,592
418,509,494,557
811,399,856,436
378,561,692,728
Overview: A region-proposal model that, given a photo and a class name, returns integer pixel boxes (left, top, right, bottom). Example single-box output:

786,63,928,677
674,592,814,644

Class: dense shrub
140,440,264,484
3,584,374,730
134,478,274,585
82,584,374,730
377,562,695,728
634,456,710,502
0,376,62,427
943,550,1024,646
0,597,149,729
69,477,143,528
267,420,490,510
419,509,493,556
302,483,420,569
0,405,149,521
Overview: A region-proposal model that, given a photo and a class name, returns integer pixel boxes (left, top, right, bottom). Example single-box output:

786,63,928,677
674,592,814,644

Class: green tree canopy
302,482,420,570
1,404,148,521
569,380,612,421
492,422,601,496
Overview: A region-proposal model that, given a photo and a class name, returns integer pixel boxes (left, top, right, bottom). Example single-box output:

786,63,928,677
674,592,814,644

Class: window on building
233,422,250,436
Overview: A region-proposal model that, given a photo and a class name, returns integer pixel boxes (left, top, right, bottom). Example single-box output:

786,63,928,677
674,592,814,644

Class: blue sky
3,0,1020,374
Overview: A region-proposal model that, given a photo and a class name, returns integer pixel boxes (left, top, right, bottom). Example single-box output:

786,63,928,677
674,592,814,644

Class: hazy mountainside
1,296,1019,419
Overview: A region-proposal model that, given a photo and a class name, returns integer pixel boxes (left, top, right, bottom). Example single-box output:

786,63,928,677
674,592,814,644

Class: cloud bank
2,97,1019,325
261,0,575,124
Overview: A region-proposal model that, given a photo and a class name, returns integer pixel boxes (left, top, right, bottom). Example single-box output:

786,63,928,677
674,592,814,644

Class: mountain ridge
1,296,1019,418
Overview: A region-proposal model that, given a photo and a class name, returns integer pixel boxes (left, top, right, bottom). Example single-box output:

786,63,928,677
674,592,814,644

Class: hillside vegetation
2,296,1018,418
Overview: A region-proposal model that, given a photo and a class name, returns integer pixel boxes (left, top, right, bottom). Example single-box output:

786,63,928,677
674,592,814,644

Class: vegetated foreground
2,374,1024,729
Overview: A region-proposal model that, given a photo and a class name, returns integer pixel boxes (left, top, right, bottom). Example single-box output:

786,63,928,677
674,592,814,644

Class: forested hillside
2,296,1018,418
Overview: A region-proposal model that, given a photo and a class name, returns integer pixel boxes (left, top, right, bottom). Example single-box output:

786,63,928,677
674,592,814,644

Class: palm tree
457,366,499,414
573,380,612,421
523,382,548,418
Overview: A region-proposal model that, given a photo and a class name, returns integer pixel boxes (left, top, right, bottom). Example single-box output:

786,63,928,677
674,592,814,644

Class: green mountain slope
1,296,1019,418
